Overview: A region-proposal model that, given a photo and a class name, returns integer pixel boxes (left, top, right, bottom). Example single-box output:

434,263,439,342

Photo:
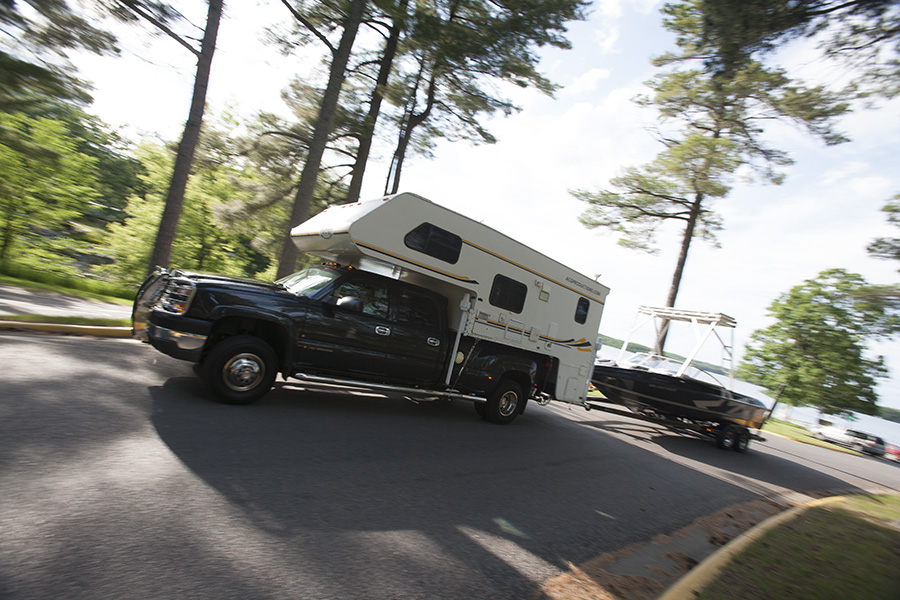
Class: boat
589,307,772,449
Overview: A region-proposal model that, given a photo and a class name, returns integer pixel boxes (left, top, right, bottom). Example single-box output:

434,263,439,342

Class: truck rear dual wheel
716,425,751,452
202,335,277,405
734,429,751,453
483,380,523,425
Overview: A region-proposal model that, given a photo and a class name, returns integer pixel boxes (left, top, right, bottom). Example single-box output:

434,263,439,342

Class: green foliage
698,0,900,98
575,133,730,253
878,406,900,423
739,269,898,416
577,1,849,255
381,0,589,191
574,0,849,327
0,112,101,265
868,194,900,265
0,0,117,121
95,136,274,286
0,266,134,300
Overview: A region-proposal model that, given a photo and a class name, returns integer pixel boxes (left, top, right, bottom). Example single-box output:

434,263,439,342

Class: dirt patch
537,496,790,600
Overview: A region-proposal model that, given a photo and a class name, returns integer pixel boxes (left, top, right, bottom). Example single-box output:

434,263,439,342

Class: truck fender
204,307,299,373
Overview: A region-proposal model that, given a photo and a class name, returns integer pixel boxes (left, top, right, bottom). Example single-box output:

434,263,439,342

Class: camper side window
489,274,527,313
575,297,590,324
404,223,462,264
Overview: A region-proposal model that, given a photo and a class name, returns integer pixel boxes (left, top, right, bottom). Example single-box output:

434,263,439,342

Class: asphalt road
1,332,899,600
0,284,131,320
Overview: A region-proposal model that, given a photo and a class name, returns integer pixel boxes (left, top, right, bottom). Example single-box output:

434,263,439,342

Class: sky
71,0,900,410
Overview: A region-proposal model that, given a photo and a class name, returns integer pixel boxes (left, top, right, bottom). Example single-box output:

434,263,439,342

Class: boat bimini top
615,306,737,389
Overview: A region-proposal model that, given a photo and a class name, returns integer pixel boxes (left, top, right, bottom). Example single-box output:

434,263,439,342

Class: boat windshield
277,267,340,296
625,353,726,387
625,353,681,374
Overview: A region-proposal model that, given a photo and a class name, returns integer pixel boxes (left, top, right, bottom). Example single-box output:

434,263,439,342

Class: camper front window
404,223,462,264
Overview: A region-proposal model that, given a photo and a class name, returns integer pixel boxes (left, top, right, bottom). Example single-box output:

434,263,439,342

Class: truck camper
134,192,610,424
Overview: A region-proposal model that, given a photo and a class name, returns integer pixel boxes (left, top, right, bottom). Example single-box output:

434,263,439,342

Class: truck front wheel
485,380,523,425
202,335,277,405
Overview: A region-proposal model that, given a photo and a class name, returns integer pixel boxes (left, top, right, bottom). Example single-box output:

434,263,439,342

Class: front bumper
145,313,212,362
147,324,207,362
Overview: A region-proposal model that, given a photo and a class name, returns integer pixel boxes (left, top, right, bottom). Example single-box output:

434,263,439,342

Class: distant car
885,443,900,462
812,425,886,457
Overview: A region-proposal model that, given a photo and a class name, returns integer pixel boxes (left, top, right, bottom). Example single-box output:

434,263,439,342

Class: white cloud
822,161,870,185
561,68,613,96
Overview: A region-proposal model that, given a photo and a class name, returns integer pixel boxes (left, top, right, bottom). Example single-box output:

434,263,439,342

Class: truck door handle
427,337,441,347
375,326,391,336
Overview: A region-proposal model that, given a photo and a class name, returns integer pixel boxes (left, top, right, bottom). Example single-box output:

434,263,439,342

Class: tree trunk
385,0,462,195
655,193,704,354
146,0,222,275
276,0,367,278
386,71,436,195
345,0,406,205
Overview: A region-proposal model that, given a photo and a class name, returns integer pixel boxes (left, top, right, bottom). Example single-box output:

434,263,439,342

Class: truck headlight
155,279,196,314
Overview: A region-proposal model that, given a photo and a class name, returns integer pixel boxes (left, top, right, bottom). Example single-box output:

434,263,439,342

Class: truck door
381,288,446,384
298,277,391,378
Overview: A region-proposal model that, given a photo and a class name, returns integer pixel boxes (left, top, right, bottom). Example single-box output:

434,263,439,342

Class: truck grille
156,279,196,314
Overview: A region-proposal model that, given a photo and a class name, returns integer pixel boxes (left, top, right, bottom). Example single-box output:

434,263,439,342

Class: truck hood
176,271,285,294
132,268,293,340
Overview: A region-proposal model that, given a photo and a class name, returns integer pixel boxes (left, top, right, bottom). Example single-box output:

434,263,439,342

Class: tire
473,402,487,419
716,425,738,450
202,335,278,405
734,429,751,453
484,379,523,425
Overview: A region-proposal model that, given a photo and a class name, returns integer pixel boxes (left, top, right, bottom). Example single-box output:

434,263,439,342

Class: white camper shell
290,192,611,404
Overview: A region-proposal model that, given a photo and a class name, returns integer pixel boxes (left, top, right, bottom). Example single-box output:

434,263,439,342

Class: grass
762,417,861,454
0,274,133,306
0,265,135,303
697,494,900,600
0,314,131,327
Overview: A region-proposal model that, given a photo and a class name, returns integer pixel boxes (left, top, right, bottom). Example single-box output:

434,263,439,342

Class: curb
656,496,846,600
0,320,133,338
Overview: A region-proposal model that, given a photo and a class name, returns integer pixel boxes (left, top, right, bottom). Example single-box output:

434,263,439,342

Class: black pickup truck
133,264,555,424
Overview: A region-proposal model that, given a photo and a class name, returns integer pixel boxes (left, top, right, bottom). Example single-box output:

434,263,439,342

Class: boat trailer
581,397,777,453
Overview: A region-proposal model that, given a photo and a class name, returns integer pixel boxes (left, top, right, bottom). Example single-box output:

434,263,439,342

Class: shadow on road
580,416,881,497
147,375,865,599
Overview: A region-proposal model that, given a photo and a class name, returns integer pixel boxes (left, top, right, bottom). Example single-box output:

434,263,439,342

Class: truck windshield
277,267,340,296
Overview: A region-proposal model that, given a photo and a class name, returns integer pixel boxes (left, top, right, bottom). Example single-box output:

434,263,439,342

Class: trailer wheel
484,380,523,425
734,429,751,453
716,425,738,450
202,335,277,405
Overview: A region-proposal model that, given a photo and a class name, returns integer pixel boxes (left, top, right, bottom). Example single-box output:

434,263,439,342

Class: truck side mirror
336,296,364,312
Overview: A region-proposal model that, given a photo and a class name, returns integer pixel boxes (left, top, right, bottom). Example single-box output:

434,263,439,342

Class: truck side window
397,290,439,328
404,223,462,264
489,274,526,314
334,280,389,319
575,297,590,324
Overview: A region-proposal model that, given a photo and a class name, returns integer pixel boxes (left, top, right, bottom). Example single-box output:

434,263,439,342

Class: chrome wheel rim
498,390,519,417
223,353,264,392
